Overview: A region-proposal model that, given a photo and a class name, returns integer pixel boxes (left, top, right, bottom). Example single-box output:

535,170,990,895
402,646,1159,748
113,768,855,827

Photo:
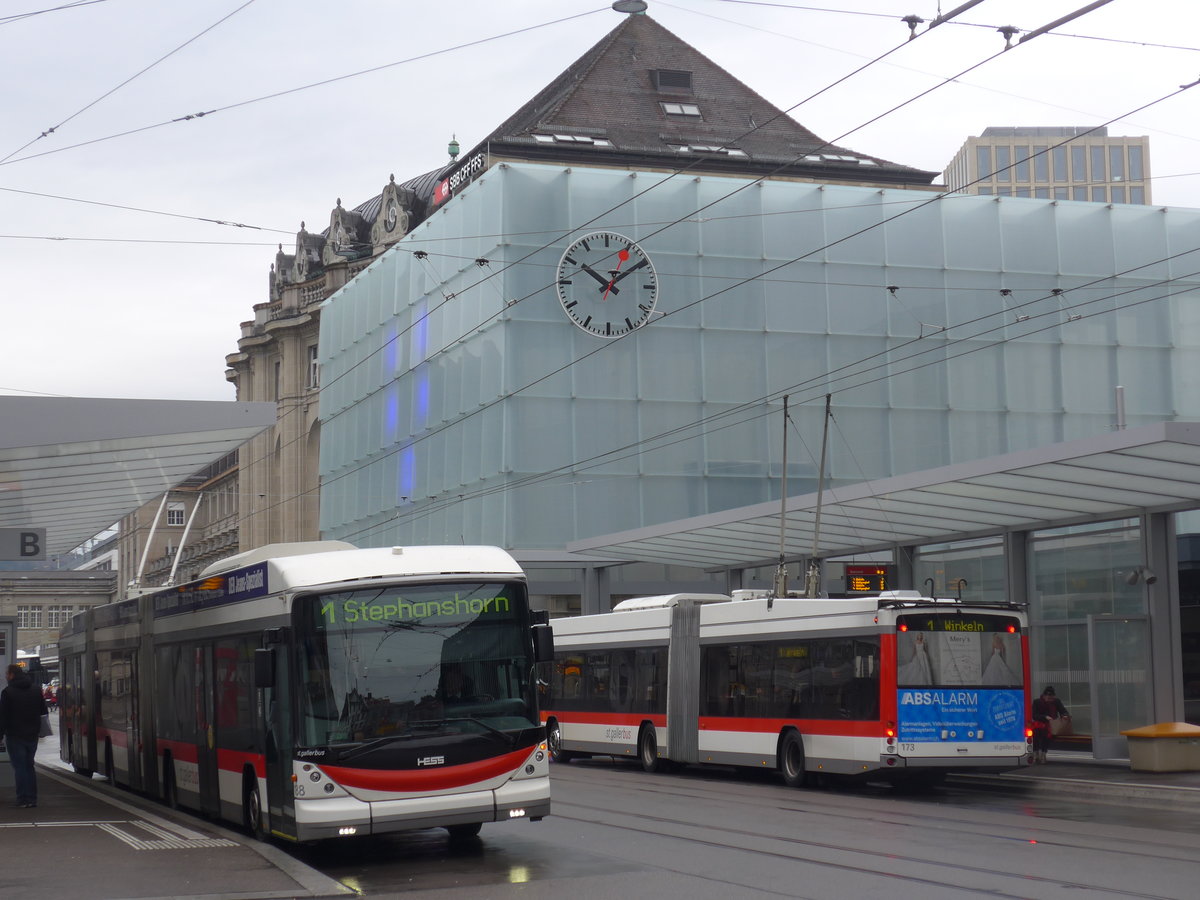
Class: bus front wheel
780,731,807,788
547,720,575,764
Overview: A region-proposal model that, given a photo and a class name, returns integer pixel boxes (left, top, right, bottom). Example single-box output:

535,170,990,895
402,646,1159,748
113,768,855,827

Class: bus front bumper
293,777,551,842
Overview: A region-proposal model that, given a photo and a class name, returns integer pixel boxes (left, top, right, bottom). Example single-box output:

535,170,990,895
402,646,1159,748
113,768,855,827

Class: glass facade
1029,520,1148,744
319,163,1200,554
914,536,1007,605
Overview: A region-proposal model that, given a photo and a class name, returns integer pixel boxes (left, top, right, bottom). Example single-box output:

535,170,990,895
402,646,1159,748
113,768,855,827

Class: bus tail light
885,723,895,744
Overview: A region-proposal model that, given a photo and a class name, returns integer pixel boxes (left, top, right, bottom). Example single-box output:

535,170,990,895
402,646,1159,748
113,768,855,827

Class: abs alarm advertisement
896,687,1025,743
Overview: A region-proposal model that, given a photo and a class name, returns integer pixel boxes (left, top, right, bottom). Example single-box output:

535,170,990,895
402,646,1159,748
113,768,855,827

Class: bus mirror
530,610,550,626
532,624,555,663
254,648,276,688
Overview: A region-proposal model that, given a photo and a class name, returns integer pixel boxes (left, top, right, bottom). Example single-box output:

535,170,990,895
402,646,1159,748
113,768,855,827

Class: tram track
550,797,1190,899
554,761,1200,856
548,764,1200,899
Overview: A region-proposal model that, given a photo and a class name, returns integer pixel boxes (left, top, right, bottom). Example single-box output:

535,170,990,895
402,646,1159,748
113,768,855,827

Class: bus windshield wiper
333,726,443,761
442,716,517,747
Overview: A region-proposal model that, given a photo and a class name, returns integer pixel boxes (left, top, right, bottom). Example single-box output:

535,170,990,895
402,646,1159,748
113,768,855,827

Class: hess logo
417,755,446,767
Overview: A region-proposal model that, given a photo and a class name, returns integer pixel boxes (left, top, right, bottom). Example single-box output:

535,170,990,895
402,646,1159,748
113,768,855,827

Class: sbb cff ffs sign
846,564,889,592
0,528,46,560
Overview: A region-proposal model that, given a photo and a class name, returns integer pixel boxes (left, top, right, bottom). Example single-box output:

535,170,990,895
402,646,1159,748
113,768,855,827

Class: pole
131,493,169,590
805,394,831,598
772,396,789,605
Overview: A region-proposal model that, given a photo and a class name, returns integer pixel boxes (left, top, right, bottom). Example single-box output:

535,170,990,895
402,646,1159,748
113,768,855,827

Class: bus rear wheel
639,725,663,774
244,777,266,841
780,731,807,788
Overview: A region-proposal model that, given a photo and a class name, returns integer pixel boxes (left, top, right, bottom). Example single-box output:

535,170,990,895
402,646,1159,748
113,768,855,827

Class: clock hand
608,256,648,287
579,262,612,290
601,249,630,301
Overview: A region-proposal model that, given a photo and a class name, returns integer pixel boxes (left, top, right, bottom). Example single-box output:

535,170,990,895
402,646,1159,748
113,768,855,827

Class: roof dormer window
668,144,748,158
661,101,701,117
652,69,693,92
532,133,613,147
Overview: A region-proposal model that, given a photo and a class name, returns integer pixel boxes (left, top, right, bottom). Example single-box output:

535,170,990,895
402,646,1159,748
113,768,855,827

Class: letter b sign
0,528,46,560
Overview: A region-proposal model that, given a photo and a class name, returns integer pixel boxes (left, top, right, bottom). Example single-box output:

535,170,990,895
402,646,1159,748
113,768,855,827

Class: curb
948,771,1200,808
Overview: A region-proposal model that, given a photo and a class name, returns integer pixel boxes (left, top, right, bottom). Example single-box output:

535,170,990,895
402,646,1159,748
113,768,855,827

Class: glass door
1089,615,1150,759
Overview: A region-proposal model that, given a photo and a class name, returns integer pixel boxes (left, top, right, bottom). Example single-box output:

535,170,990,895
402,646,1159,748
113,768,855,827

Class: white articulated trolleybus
540,590,1031,787
59,542,554,842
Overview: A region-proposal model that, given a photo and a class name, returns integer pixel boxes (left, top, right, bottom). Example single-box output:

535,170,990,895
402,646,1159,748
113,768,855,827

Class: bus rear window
896,614,1022,688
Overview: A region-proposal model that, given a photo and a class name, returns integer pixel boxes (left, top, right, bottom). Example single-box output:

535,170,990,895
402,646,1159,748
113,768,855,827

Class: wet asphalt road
284,757,1200,899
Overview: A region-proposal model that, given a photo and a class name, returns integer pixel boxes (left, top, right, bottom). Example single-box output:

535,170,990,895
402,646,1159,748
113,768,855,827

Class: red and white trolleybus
59,541,553,842
541,590,1031,787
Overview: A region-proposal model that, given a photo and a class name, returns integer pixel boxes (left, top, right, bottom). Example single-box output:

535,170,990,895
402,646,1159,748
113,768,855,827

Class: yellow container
1120,722,1200,772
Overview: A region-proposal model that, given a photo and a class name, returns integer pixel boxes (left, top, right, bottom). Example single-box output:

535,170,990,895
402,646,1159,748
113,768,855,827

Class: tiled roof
470,14,936,185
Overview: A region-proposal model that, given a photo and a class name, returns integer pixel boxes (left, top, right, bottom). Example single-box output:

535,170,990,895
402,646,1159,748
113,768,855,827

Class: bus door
123,650,142,790
66,652,96,774
195,645,221,816
262,639,296,838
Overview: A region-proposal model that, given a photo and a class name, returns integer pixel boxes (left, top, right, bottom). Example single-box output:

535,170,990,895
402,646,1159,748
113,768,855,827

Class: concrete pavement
0,755,352,900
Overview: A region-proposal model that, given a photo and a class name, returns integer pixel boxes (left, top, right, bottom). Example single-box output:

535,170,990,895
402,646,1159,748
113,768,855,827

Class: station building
296,14,1200,755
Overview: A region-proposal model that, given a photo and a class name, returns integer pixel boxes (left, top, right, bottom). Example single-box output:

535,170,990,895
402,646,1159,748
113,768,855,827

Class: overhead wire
0,0,262,164
0,0,109,27
7,2,1192,244
705,0,1200,53
0,7,612,169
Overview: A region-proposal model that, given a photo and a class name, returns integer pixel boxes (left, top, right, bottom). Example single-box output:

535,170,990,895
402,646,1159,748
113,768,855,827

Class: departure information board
845,564,889,592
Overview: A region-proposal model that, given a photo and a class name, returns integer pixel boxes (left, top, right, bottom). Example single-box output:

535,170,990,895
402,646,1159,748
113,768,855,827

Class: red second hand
601,249,630,301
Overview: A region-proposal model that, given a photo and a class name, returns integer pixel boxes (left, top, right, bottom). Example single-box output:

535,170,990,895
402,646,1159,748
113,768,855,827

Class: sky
2,0,1198,402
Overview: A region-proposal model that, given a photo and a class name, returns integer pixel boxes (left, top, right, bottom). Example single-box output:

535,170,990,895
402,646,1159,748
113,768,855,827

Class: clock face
556,231,658,337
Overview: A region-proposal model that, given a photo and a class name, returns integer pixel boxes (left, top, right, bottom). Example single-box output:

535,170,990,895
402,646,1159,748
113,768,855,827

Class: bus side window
699,645,730,717
585,652,610,712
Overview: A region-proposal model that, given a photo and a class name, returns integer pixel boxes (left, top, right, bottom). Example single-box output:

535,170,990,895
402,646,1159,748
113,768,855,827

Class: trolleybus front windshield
294,582,539,748
895,613,1025,746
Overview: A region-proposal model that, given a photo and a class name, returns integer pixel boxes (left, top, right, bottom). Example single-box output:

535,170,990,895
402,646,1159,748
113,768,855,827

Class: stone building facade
223,177,429,552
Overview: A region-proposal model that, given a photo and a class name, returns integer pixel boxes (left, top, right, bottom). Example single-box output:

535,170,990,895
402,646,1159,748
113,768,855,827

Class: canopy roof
0,397,276,557
568,421,1200,569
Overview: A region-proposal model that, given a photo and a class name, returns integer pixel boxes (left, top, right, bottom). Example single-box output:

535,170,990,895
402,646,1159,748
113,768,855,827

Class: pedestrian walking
1,663,49,808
